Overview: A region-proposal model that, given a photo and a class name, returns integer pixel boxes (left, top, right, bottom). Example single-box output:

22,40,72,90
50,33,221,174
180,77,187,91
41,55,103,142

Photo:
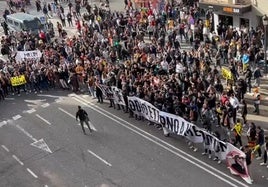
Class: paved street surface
0,91,265,187
0,1,268,187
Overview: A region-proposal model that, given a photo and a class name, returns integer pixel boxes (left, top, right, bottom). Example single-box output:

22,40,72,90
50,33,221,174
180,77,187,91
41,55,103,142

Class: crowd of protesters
0,0,268,169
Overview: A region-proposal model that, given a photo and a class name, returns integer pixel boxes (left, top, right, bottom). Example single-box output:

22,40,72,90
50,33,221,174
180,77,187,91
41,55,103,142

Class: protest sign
15,50,42,62
10,75,27,86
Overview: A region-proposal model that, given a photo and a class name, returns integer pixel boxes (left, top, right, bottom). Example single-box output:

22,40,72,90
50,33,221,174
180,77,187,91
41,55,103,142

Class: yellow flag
221,67,233,80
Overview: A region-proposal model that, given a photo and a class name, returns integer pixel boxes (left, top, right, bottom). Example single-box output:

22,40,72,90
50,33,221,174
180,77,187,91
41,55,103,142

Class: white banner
111,86,126,106
159,111,191,137
97,84,113,99
127,96,251,183
15,50,42,62
128,96,160,123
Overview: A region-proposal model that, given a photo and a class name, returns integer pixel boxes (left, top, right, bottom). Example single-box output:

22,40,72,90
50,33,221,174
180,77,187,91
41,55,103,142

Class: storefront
199,2,254,33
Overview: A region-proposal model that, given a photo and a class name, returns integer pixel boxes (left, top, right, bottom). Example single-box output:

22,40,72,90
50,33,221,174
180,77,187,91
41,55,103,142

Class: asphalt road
0,90,268,187
0,1,268,187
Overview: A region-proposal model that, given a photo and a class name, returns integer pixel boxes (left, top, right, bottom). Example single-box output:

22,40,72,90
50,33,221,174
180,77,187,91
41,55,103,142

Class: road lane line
36,114,51,126
41,103,50,108
13,115,22,120
1,145,10,152
58,107,75,118
16,124,37,142
12,155,24,165
27,109,36,114
5,97,15,100
55,99,62,103
72,95,249,187
58,107,97,131
0,120,7,128
26,168,38,178
87,149,112,167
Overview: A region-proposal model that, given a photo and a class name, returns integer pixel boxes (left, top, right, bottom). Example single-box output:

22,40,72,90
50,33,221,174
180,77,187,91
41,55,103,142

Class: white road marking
35,114,51,126
12,155,24,165
55,99,62,103
16,124,37,142
27,109,36,114
4,98,15,100
72,94,249,187
0,120,7,127
12,115,22,120
41,103,50,108
26,168,38,178
58,107,75,118
16,125,51,153
1,145,10,152
44,185,49,187
58,107,97,131
31,139,52,153
37,94,60,98
87,149,112,167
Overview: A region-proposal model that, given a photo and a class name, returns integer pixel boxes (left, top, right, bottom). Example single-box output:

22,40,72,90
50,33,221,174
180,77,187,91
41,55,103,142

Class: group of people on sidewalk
0,0,268,179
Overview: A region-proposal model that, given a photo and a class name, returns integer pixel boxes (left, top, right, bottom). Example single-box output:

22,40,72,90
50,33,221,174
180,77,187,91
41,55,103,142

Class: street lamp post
262,15,268,74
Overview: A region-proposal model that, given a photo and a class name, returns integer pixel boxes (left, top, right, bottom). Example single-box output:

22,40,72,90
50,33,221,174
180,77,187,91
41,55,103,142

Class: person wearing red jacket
75,19,81,33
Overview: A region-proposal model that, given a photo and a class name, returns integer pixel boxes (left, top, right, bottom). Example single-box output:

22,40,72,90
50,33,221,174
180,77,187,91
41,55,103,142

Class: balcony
199,0,251,5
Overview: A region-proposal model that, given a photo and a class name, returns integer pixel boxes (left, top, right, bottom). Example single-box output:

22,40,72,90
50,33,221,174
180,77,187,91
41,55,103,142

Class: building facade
199,0,267,32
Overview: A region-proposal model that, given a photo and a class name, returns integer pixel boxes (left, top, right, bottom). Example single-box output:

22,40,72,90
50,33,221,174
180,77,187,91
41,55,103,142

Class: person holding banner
11,71,27,96
243,145,253,182
95,79,103,103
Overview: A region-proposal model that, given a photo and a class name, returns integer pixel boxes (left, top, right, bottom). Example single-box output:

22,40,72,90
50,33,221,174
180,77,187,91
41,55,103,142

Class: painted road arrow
31,139,52,153
11,121,52,154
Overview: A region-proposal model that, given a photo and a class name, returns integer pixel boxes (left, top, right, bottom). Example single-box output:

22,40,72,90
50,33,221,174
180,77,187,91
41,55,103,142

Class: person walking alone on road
76,106,92,134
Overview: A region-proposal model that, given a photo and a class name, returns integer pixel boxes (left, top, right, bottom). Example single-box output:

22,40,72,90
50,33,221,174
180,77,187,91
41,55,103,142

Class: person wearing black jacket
244,67,252,93
255,126,265,159
95,79,103,103
76,106,92,134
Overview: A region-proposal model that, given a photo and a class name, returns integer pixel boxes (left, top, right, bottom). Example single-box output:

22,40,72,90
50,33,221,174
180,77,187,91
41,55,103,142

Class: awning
199,2,251,15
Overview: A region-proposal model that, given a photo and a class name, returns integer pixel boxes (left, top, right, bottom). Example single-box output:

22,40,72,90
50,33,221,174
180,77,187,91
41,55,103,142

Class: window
23,20,41,30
